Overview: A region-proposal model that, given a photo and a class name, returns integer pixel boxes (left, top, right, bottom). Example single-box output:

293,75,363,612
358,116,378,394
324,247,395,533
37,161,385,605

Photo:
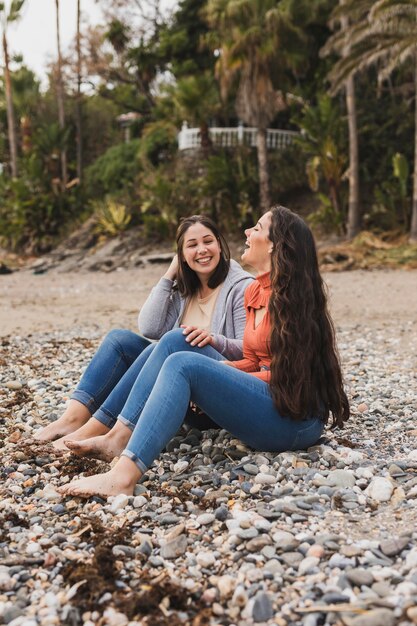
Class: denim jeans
118,329,324,473
71,329,155,428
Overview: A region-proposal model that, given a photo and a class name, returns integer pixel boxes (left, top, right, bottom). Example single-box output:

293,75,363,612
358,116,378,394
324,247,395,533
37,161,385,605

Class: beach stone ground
0,270,416,625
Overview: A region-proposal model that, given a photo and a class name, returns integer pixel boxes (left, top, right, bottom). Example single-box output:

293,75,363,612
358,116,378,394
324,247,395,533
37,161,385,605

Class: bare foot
58,457,142,498
34,400,91,442
63,423,131,462
52,418,110,451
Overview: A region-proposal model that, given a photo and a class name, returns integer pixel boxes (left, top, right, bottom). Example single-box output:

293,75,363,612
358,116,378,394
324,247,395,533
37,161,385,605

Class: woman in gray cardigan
34,215,253,446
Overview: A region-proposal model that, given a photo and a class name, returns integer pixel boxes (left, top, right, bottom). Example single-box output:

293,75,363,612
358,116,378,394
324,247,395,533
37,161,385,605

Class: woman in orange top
59,206,350,499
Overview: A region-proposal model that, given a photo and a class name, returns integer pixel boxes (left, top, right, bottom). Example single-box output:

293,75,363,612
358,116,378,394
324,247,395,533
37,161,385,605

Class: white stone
254,473,277,485
26,542,41,555
41,485,61,501
338,448,366,465
217,575,236,599
133,495,147,508
253,518,272,531
298,556,320,576
365,477,394,502
396,581,417,596
44,592,61,609
173,460,189,473
264,559,284,575
272,530,297,547
196,552,216,567
326,469,356,488
109,494,130,512
102,608,129,626
231,585,248,608
405,548,417,570
355,467,374,479
196,513,216,525
0,573,15,591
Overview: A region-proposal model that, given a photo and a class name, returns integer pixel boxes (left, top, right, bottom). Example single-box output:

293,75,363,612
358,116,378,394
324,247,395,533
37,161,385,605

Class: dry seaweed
61,517,211,625
59,455,110,479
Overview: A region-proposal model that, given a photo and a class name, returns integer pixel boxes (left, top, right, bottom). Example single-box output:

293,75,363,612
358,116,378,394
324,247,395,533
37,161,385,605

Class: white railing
178,122,299,151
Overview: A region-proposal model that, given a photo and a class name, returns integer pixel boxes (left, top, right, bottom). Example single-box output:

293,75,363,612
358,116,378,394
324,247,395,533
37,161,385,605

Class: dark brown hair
175,215,230,297
268,206,349,428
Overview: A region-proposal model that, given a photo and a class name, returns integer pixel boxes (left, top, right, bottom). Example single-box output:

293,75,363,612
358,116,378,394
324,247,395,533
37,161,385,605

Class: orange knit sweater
228,272,271,383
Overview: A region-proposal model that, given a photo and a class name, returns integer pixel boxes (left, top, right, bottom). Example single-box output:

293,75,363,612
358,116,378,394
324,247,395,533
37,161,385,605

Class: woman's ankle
106,422,131,443
61,400,91,423
112,456,142,488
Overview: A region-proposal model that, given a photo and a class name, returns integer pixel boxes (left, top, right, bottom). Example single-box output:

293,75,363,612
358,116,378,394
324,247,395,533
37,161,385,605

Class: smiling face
241,211,272,274
181,222,222,281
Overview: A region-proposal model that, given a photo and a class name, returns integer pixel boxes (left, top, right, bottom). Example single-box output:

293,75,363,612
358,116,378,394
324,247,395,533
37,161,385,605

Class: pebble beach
1,265,417,626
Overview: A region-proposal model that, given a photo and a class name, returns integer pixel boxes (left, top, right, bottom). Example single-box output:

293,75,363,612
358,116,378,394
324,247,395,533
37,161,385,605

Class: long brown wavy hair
175,215,231,297
268,206,349,428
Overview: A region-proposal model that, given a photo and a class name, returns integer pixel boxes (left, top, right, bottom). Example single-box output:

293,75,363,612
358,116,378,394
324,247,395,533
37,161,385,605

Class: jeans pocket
291,418,323,451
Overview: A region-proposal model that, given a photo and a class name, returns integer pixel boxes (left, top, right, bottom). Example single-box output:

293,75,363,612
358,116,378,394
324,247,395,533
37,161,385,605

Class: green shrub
138,121,178,167
84,140,141,199
0,173,81,252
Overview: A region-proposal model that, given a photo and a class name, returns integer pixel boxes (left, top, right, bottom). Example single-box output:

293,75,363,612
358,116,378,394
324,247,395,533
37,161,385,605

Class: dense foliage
1,0,417,252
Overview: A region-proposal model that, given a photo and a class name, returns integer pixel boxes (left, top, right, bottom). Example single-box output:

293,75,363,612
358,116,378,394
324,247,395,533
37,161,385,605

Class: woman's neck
253,261,271,276
197,277,213,299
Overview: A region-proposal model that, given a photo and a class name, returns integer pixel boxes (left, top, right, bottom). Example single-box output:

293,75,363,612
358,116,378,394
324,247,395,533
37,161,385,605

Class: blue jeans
71,329,156,428
118,329,324,473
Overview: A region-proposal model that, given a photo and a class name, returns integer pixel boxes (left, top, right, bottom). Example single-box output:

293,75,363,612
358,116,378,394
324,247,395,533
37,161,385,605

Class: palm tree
171,72,220,151
206,0,304,211
54,0,67,187
323,0,417,242
0,0,26,178
296,95,347,230
339,0,361,239
75,0,82,182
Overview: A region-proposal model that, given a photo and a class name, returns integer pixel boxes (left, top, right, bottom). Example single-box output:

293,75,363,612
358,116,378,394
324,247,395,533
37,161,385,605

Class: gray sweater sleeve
210,276,253,360
137,277,182,339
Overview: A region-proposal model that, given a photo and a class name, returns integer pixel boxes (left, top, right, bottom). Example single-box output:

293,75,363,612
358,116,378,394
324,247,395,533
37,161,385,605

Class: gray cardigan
138,259,254,360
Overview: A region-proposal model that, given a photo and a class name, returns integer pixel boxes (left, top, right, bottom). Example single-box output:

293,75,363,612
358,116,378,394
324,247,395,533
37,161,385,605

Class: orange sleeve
227,358,258,373
224,361,270,382
249,370,270,383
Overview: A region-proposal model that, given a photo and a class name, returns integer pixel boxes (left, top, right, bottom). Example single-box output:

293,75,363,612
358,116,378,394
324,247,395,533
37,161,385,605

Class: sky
7,0,177,85
7,0,103,82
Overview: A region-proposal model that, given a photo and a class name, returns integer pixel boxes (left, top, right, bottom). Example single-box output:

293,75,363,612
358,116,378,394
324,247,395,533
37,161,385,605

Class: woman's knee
157,328,188,352
105,328,138,348
163,351,199,377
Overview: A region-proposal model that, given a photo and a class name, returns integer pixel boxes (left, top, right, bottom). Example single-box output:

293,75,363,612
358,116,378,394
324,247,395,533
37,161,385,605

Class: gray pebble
379,536,409,557
252,591,274,622
346,568,374,587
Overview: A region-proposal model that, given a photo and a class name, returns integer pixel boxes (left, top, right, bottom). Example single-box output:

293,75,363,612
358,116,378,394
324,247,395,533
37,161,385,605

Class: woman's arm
138,256,183,339
210,276,253,360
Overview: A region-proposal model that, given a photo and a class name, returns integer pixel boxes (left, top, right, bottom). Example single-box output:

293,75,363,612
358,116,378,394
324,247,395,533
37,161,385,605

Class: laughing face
181,222,222,281
241,211,272,273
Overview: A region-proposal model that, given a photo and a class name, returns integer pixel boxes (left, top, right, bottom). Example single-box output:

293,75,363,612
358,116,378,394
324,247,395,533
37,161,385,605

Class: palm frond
324,0,417,93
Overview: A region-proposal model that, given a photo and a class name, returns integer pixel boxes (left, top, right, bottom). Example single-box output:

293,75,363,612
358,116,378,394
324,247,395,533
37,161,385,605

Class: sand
1,264,416,341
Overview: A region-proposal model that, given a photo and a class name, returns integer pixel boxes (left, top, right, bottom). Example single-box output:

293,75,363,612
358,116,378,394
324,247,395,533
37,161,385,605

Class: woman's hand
181,325,213,348
164,254,179,281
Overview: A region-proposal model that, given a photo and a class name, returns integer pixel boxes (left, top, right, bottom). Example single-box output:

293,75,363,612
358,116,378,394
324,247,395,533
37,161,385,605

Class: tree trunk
341,3,360,240
3,33,18,178
345,74,361,239
75,0,83,183
410,59,417,242
256,127,271,212
200,121,212,153
55,0,67,187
